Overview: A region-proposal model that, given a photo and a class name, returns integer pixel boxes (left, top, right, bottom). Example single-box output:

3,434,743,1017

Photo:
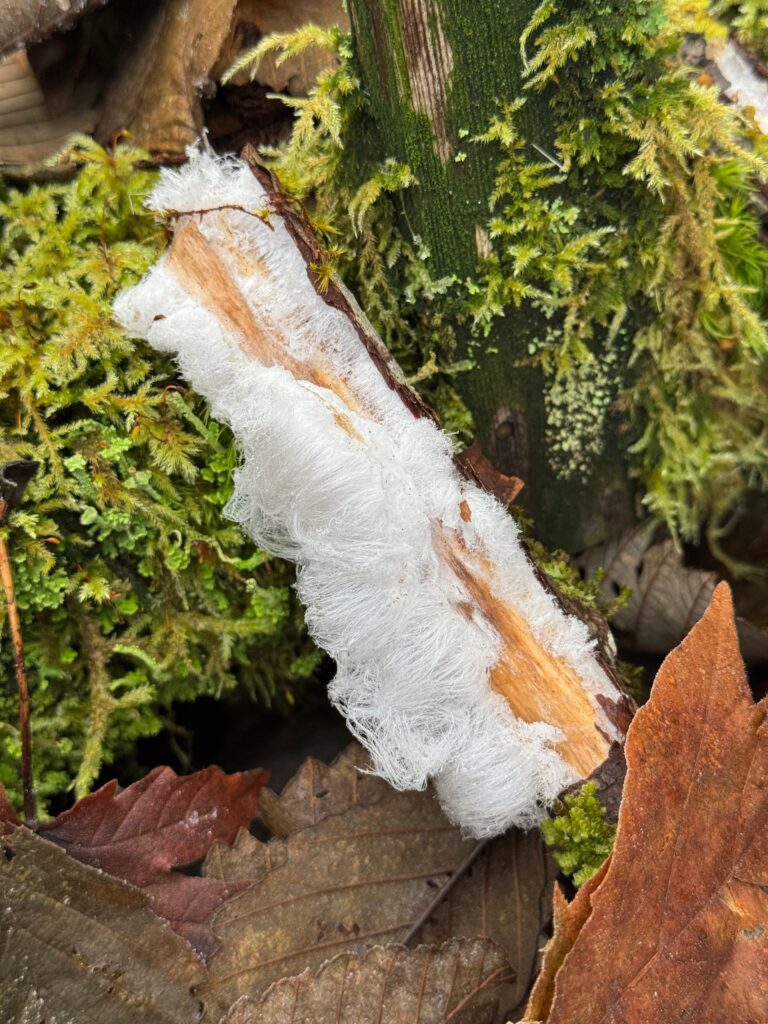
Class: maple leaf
0,827,204,1023
37,764,267,956
524,582,768,1023
222,939,514,1024
200,743,556,1021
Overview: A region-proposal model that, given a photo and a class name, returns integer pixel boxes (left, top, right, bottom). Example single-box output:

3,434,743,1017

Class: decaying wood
155,154,633,789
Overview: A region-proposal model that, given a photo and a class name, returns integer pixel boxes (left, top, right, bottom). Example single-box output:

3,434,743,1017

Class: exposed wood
156,162,633,787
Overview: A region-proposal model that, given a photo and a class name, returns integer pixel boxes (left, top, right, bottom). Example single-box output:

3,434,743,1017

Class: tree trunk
347,0,635,551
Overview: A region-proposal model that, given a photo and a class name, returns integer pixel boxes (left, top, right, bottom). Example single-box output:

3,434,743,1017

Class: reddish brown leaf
540,583,768,1023
38,764,267,955
521,858,609,1023
0,781,20,831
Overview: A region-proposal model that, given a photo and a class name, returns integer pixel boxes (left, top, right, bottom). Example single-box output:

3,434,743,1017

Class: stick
0,461,38,824
400,839,491,947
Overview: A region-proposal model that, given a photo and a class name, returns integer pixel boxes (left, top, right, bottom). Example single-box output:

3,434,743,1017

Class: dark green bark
347,0,634,551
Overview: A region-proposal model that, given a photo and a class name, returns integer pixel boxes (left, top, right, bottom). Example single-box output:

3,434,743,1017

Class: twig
0,461,39,824
400,838,491,948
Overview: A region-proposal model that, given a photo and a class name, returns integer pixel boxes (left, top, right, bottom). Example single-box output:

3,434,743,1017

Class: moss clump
0,138,316,812
234,5,768,558
541,782,616,886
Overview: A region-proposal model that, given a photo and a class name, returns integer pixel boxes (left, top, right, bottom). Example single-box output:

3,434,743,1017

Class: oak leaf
530,583,768,1023
0,827,204,1023
38,764,267,956
222,939,514,1024
200,743,556,1021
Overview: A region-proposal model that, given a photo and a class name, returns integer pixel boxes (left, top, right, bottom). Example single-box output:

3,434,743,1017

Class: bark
346,0,635,551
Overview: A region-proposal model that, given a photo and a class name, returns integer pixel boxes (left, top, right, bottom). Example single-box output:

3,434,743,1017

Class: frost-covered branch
114,149,633,836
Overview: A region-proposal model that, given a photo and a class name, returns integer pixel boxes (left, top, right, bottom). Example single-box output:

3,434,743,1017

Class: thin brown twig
0,516,35,823
400,838,491,948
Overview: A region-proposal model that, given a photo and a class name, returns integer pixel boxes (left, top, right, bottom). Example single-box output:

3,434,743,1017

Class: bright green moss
541,781,616,886
0,138,316,812
236,4,768,557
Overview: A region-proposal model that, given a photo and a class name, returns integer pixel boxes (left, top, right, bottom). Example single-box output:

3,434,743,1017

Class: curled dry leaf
0,827,204,1024
37,764,267,956
96,0,239,153
201,743,556,1022
579,522,767,660
530,583,768,1024
222,939,514,1024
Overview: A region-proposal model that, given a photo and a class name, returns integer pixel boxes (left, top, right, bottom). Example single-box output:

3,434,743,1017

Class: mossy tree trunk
347,0,634,551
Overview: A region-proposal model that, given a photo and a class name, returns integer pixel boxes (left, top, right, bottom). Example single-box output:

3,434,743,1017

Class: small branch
400,839,491,948
0,461,39,824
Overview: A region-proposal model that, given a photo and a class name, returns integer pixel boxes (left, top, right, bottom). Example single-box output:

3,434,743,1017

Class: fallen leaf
0,783,19,830
0,0,106,57
222,939,514,1024
201,744,556,1021
538,583,768,1023
0,826,204,1023
258,741,389,837
38,764,267,955
96,0,239,153
520,858,609,1023
579,522,767,660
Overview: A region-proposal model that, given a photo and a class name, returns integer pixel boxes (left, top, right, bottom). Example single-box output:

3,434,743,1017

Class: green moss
0,138,314,812
541,781,616,886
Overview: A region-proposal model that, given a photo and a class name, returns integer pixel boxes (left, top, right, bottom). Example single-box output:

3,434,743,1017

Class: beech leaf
38,764,267,955
200,744,556,1021
222,939,514,1024
536,583,768,1023
0,827,204,1023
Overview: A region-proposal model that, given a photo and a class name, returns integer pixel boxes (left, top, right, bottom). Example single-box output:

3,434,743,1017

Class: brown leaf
0,0,105,57
200,744,556,1021
222,939,514,1024
0,782,20,830
579,523,767,660
97,0,239,153
541,583,768,1023
521,858,609,1023
0,826,204,1023
258,741,388,837
38,764,266,955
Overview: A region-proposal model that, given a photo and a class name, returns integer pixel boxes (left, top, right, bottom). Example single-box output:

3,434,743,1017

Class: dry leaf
0,0,105,57
0,826,204,1023
258,742,388,837
539,583,768,1023
0,50,96,172
97,0,239,153
579,522,767,660
38,764,266,955
222,939,514,1024
521,858,609,1023
201,744,556,1021
0,783,20,830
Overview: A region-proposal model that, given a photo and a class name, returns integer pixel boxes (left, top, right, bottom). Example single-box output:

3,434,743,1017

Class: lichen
541,781,616,886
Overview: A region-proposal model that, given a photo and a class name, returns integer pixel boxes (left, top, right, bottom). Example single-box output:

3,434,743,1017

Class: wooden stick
0,517,35,823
